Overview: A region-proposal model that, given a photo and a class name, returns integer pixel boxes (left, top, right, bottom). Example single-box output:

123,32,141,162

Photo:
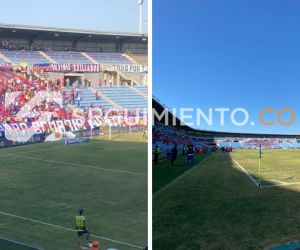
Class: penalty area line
0,210,144,249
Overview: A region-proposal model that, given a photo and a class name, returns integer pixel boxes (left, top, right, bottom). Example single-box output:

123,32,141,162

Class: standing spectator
186,146,195,165
78,77,82,87
171,144,177,166
154,145,160,164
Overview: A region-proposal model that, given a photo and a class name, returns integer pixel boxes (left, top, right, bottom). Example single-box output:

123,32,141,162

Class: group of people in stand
153,144,196,166
0,71,145,127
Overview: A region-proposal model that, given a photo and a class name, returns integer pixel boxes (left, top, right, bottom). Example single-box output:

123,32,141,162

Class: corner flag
259,144,262,159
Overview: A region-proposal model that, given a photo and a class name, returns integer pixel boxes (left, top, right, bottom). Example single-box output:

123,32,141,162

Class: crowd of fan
0,75,66,123
153,126,194,146
0,71,147,129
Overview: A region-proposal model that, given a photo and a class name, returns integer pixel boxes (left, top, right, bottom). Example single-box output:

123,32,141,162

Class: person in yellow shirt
75,208,90,246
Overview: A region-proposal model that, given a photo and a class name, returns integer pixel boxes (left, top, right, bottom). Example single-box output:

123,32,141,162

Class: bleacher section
0,50,144,68
0,50,50,65
45,51,91,64
153,123,212,157
97,87,147,112
135,86,148,95
216,138,300,149
87,53,132,65
64,87,113,111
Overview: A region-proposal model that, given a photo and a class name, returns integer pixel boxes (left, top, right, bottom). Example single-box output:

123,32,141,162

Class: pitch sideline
0,210,144,249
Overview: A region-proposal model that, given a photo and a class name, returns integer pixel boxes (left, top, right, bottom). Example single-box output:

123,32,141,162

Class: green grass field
0,132,147,250
232,149,300,188
152,154,208,193
153,150,300,250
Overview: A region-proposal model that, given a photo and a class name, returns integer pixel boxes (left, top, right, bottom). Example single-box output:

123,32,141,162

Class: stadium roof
0,23,147,43
153,98,300,139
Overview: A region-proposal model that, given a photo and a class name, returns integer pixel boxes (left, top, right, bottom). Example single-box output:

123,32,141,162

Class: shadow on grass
153,153,210,194
153,152,300,250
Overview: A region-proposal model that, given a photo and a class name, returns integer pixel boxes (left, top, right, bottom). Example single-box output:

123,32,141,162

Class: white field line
232,159,260,188
0,142,146,156
269,179,286,184
261,181,300,189
0,210,144,249
0,147,59,157
81,144,147,151
3,154,147,177
153,155,211,198
0,235,43,250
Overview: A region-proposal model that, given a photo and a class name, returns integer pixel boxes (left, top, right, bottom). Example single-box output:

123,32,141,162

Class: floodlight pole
138,0,143,33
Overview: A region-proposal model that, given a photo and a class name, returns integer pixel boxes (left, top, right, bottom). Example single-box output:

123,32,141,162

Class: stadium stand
0,24,148,125
135,85,148,95
97,86,147,112
152,98,300,158
64,87,113,111
45,51,92,64
87,52,133,65
0,49,50,65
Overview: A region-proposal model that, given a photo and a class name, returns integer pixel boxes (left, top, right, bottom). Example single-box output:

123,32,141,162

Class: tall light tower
138,0,144,33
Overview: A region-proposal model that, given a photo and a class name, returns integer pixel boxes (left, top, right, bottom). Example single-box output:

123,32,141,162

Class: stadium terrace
0,22,148,249
0,23,148,140
152,98,300,157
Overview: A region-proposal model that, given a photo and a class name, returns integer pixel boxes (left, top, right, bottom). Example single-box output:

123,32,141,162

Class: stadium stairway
81,52,98,64
38,51,56,64
97,86,148,112
0,50,50,65
123,53,139,65
0,70,11,80
129,53,148,66
130,86,147,99
89,87,123,110
64,87,115,111
116,69,139,85
0,69,29,83
0,52,11,63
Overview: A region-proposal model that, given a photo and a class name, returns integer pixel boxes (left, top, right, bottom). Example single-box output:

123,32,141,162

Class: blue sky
153,0,300,135
0,0,148,33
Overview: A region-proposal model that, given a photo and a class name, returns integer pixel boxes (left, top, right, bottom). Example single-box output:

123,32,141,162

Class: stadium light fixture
54,33,60,37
